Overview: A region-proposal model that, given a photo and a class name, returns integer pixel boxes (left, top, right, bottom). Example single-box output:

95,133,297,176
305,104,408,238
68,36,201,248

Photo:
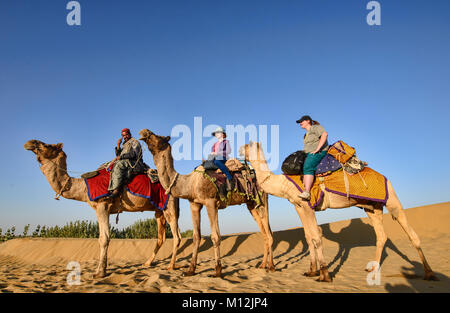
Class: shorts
303,151,327,175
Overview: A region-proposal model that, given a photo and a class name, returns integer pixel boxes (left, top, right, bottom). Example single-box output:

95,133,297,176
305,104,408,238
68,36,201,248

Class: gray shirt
303,124,329,153
115,137,145,171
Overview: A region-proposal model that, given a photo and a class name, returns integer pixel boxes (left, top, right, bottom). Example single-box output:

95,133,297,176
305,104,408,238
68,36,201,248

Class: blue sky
1,0,449,235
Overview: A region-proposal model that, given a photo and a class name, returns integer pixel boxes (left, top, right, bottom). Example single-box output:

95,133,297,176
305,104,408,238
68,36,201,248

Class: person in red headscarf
107,128,145,199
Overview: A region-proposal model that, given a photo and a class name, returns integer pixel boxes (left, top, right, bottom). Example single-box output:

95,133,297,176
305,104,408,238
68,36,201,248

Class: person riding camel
209,127,235,191
107,128,145,199
296,115,329,200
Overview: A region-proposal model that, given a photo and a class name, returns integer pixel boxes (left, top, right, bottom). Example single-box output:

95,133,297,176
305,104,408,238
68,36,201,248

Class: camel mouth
24,141,37,151
138,129,153,141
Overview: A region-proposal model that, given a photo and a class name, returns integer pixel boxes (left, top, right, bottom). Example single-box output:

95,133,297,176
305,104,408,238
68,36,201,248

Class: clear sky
1,0,449,236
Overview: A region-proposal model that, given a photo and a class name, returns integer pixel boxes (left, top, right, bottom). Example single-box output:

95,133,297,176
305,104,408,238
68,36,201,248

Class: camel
240,141,438,282
24,140,182,278
138,129,274,278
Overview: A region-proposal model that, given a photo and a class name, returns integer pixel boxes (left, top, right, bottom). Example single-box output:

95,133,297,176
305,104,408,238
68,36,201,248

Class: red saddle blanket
84,168,169,210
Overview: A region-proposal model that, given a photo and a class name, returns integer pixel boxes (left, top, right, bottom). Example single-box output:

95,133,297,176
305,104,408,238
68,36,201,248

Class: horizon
1,0,449,235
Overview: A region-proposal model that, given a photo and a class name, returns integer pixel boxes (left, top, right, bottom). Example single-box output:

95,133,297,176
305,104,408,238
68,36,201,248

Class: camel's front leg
183,202,202,277
164,204,182,270
205,200,222,278
247,200,275,272
144,210,166,268
94,204,111,278
295,204,331,282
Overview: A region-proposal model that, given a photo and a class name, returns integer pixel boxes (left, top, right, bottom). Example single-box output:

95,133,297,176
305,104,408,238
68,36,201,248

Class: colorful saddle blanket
285,167,388,210
315,154,342,176
84,168,169,210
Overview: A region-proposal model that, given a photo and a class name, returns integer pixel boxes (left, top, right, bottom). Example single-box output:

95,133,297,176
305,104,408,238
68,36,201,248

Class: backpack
281,150,307,175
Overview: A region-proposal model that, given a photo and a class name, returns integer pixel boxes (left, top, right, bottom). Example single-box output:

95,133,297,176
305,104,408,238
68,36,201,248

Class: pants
303,151,327,175
213,159,233,180
108,159,132,191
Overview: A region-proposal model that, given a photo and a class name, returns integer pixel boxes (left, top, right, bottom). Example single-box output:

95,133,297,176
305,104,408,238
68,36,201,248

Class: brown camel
138,129,274,278
24,140,182,278
240,141,438,282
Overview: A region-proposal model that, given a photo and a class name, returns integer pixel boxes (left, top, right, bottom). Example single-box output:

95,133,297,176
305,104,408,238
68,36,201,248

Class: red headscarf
121,128,130,134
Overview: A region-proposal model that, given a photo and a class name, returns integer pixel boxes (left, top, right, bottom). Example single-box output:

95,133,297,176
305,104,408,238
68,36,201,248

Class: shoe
298,191,311,200
105,189,120,200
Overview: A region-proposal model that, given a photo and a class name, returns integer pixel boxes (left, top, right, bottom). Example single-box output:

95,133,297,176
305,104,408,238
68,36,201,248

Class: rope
165,173,179,195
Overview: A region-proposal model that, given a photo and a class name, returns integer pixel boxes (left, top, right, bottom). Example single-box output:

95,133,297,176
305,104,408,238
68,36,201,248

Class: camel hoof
317,276,333,283
318,267,333,282
143,261,152,268
93,271,106,279
182,270,196,277
267,265,276,272
303,271,320,277
167,265,177,271
424,272,439,281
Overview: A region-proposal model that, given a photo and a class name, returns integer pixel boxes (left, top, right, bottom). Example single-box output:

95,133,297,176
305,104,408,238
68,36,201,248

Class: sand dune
0,202,449,293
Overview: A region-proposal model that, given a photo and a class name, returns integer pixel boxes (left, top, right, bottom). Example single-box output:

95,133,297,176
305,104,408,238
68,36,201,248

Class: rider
296,116,329,200
210,127,234,191
107,128,145,199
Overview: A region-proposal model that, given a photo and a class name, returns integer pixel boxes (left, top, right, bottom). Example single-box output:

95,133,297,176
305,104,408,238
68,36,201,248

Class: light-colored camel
24,140,182,278
240,141,438,282
138,129,274,277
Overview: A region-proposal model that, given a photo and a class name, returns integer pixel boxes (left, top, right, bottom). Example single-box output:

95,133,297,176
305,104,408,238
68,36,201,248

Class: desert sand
0,202,449,293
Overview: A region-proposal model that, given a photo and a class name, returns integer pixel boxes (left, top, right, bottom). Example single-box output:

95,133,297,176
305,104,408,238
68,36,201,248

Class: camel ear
165,136,171,142
56,143,63,150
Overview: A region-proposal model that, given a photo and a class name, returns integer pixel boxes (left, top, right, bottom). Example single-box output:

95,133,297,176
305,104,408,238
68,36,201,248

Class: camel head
239,141,265,163
139,129,171,155
24,140,65,164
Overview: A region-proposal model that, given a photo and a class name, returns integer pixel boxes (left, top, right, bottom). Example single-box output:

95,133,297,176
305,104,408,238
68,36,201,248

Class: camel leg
303,228,319,277
293,204,318,277
364,207,386,271
205,199,222,278
385,181,438,281
94,204,110,278
247,201,275,271
183,201,202,277
143,210,166,268
163,204,182,270
295,204,331,282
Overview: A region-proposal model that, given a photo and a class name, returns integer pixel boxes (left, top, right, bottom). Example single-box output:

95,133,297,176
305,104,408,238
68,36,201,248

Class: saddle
195,159,262,205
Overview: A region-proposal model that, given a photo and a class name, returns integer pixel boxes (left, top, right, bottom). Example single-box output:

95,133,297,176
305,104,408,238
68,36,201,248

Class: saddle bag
328,141,355,164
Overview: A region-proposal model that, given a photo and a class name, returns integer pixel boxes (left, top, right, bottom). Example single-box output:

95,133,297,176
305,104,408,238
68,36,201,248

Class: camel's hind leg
247,198,275,271
364,206,387,271
385,180,438,281
143,210,166,268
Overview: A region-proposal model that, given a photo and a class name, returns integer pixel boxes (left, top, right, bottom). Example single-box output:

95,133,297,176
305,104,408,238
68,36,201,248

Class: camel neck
40,154,87,202
249,155,285,198
153,146,189,198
